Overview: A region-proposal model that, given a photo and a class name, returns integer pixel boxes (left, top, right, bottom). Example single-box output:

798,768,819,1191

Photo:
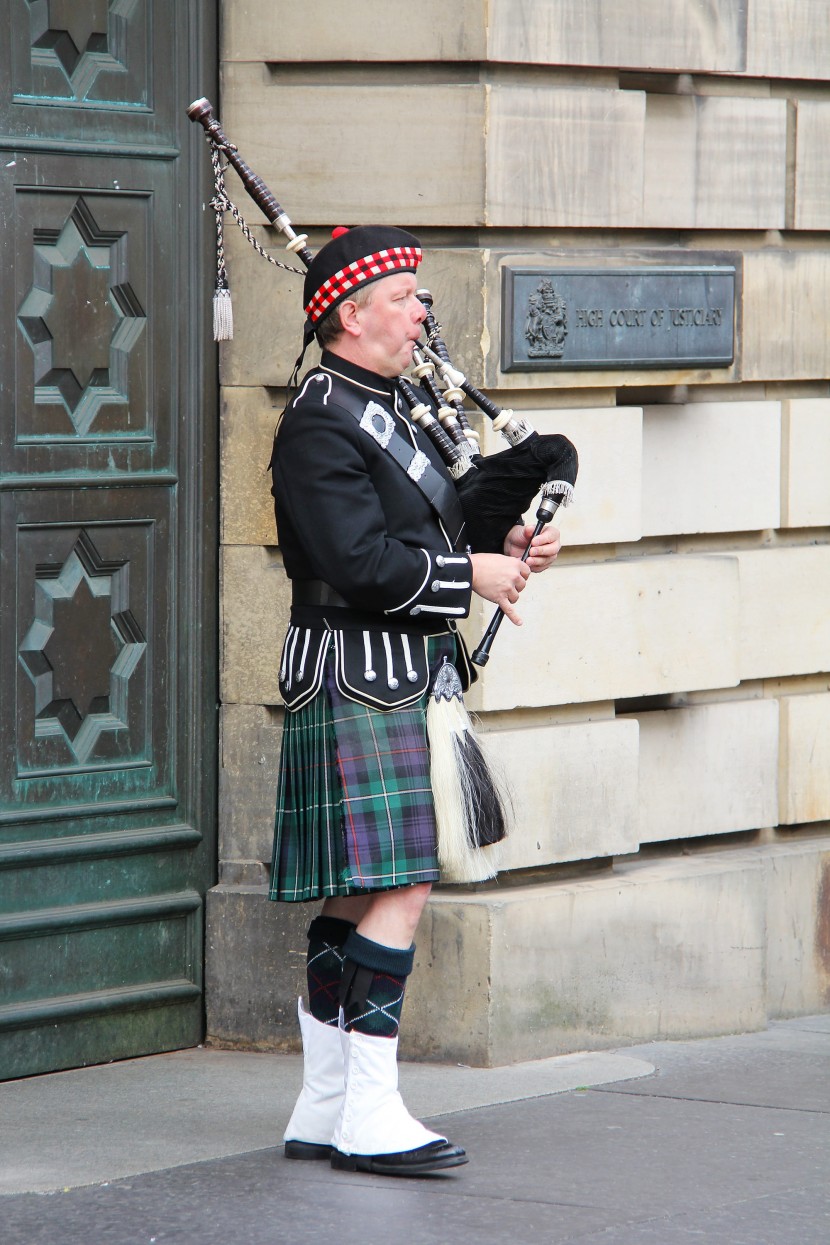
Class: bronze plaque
502,264,735,372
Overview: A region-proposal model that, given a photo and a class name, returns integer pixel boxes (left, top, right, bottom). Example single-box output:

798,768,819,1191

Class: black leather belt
291,579,351,609
289,583,449,636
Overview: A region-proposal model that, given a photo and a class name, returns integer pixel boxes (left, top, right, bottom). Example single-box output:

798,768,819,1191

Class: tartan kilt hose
269,634,456,902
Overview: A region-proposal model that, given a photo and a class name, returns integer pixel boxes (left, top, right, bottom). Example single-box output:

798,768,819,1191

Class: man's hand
503,523,561,572
470,553,531,626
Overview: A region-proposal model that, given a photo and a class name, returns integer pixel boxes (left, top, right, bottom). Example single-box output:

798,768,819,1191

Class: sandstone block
746,0,830,80
633,700,779,844
404,854,768,1064
779,693,830,826
643,96,786,230
219,703,283,867
224,0,748,74
463,554,740,711
482,251,741,392
478,406,642,547
208,845,830,1063
641,400,780,536
219,229,748,394
223,0,485,61
782,399,830,528
206,851,830,1065
223,64,486,225
488,0,747,72
219,232,485,388
221,545,289,705
764,842,830,1017
742,251,830,382
487,87,645,228
736,547,830,681
206,885,314,1048
218,224,305,387
794,102,830,231
221,387,281,547
405,249,487,383
486,717,640,871
403,897,494,1064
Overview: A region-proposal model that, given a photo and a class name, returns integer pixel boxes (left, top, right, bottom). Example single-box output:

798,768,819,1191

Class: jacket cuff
386,550,472,620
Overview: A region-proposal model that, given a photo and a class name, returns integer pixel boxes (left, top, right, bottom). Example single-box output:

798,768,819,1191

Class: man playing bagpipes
268,226,562,1176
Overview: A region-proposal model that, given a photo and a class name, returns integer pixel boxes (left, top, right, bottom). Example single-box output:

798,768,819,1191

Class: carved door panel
0,1,217,1078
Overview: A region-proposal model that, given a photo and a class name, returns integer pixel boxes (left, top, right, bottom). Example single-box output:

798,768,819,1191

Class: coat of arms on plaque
523,279,568,359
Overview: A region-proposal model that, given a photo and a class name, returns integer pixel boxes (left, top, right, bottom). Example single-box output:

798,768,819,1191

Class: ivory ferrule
491,410,534,446
407,403,432,424
442,385,466,405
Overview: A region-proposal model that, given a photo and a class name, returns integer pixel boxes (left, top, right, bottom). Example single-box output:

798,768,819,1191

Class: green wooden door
0,0,218,1078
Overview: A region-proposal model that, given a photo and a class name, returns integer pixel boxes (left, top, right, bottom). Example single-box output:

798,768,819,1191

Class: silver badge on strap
431,658,463,703
407,450,430,481
360,401,394,448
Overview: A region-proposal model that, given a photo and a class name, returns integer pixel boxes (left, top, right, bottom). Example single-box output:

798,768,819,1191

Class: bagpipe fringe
426,668,507,884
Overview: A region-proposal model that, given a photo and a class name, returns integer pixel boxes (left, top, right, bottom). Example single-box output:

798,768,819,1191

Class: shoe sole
285,1140,333,1160
330,1149,468,1176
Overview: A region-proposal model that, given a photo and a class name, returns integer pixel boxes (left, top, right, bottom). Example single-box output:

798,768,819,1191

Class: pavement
0,1013,828,1244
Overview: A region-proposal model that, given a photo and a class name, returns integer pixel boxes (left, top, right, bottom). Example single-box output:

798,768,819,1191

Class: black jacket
270,353,476,709
271,353,473,623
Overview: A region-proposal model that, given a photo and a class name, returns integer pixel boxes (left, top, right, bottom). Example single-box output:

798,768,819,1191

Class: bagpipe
188,97,579,881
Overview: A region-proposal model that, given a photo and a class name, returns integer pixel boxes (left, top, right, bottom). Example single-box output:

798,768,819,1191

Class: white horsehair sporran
426,658,508,883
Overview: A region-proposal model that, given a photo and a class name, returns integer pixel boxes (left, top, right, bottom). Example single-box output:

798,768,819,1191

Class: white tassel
427,662,506,884
542,478,574,506
213,286,233,341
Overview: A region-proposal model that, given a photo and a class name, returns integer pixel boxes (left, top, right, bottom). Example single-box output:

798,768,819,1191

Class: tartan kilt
269,634,455,902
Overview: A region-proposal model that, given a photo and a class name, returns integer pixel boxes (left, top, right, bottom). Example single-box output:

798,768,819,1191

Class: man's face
347,273,426,378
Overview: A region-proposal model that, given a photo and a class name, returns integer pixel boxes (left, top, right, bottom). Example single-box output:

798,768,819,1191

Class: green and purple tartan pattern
269,683,345,903
269,636,454,902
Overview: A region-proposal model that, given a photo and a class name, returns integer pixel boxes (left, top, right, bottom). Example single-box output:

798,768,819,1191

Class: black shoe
330,1139,468,1176
284,1140,333,1160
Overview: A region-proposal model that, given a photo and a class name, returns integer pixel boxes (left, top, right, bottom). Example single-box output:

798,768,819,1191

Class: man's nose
412,298,427,323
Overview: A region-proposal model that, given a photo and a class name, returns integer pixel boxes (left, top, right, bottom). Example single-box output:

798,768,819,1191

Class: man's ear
338,299,362,338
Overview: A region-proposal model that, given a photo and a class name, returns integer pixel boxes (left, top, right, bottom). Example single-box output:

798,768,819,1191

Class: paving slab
450,1090,829,1217
791,1015,830,1032
569,1187,830,1245
0,1149,617,1245
604,1017,830,1111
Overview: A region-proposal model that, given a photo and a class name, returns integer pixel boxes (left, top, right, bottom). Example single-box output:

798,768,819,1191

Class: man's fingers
501,600,522,626
470,551,532,618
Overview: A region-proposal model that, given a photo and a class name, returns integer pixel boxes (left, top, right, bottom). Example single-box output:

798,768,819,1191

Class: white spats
332,1027,446,1157
283,999,345,1147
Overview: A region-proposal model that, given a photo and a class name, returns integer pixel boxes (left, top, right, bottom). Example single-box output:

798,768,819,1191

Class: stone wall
208,0,830,1061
